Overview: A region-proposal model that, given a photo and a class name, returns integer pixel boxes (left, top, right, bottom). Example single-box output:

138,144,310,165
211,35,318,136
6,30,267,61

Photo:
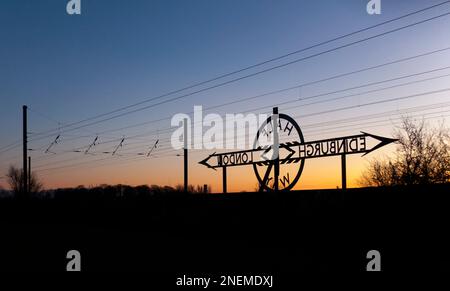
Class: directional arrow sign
199,132,397,169
199,143,297,169
199,106,398,192
281,131,398,163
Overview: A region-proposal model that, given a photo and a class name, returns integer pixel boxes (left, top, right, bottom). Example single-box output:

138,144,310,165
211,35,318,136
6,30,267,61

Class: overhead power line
28,87,450,172
24,64,450,164
0,18,450,160
44,135,60,154
83,64,450,144
28,5,450,140
54,46,450,139
32,111,450,175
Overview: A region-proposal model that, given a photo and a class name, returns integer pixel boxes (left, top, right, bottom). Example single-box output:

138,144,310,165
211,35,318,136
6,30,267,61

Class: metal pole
222,166,227,194
23,105,28,197
273,107,279,191
183,118,188,193
28,156,31,193
341,154,347,190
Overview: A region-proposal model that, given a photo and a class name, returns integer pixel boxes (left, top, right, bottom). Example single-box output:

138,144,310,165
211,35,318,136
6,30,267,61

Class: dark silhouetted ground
0,184,448,277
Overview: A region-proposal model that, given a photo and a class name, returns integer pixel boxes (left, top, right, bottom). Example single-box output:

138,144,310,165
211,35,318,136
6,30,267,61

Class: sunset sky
1,0,450,192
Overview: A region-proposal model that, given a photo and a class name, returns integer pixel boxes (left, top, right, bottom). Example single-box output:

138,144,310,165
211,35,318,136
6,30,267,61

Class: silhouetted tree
6,165,43,196
360,118,450,186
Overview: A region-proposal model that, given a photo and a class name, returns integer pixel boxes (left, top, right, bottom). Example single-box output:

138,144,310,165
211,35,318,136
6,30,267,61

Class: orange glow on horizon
26,148,390,192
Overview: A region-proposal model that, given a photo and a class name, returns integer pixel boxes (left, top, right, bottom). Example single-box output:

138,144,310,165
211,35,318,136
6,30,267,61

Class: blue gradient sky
1,0,450,191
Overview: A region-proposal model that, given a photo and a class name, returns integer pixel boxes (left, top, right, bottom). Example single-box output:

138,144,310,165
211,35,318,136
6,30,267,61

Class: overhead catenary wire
84,136,99,155
70,46,450,138
32,111,450,175
145,139,159,157
27,9,450,141
26,1,450,139
23,112,448,179
44,135,60,154
2,44,449,160
28,88,450,172
67,64,450,147
33,152,181,174
30,143,177,170
23,65,450,163
27,98,450,169
33,56,450,160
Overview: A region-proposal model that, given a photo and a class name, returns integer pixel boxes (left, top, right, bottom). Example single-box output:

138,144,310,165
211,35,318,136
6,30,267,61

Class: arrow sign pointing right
287,132,398,161
360,132,398,156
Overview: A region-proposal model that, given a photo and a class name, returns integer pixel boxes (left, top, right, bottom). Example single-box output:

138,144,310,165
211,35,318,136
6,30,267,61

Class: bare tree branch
359,117,450,187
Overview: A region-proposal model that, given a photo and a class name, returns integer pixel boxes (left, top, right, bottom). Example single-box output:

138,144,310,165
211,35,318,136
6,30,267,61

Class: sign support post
222,166,227,194
273,107,279,191
28,156,31,192
184,118,188,193
23,105,28,197
341,154,347,190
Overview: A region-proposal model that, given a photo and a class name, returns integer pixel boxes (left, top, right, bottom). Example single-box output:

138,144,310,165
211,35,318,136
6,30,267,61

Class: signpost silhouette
200,107,397,192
